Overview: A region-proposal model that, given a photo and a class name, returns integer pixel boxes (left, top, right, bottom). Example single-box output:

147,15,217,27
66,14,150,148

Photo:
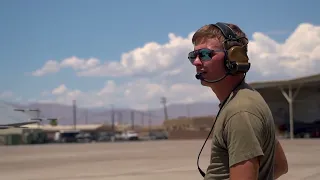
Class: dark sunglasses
188,48,224,64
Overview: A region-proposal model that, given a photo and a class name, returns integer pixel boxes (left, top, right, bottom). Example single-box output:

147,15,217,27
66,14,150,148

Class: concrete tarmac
0,139,320,180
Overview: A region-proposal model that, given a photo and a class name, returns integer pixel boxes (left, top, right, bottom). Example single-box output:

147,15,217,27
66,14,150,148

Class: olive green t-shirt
204,83,276,180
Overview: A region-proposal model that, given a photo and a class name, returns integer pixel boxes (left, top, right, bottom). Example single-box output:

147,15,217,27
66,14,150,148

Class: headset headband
212,22,240,42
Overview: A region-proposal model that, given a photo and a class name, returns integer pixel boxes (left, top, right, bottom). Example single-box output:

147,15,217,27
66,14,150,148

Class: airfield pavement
0,139,320,180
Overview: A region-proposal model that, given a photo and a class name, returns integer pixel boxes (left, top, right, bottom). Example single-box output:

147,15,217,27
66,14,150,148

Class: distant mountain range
8,101,219,126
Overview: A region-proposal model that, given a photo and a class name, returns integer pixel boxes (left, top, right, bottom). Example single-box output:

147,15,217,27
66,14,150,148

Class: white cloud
248,23,320,78
31,33,194,78
52,84,68,95
0,91,13,98
33,23,320,109
40,79,212,110
0,91,22,104
31,60,60,76
77,33,193,78
60,56,100,70
31,57,100,76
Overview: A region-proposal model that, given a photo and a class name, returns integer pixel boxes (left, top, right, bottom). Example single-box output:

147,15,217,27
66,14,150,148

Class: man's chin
200,80,211,87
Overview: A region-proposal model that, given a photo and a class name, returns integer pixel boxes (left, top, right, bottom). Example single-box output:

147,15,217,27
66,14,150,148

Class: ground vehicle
96,131,139,142
95,132,115,142
75,132,93,143
121,130,139,140
149,131,168,140
279,120,320,138
54,130,80,143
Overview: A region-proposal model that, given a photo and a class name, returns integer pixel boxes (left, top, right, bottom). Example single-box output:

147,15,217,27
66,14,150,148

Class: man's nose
192,57,203,66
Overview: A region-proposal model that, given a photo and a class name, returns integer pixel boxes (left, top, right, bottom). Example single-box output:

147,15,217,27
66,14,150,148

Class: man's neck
210,77,244,103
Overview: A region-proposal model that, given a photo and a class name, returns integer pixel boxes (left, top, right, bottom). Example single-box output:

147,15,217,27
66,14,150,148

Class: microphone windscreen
195,73,202,80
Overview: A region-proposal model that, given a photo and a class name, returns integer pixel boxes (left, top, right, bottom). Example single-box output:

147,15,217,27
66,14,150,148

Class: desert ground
0,139,319,180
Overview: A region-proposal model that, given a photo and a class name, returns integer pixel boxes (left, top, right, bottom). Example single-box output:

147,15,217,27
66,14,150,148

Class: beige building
0,127,45,145
163,116,214,131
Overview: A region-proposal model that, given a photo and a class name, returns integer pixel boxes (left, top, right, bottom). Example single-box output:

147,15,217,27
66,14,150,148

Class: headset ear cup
226,46,250,74
224,50,237,75
227,46,248,63
225,61,237,75
224,51,232,74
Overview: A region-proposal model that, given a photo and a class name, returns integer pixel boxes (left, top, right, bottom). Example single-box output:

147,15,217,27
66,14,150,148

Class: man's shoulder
221,84,276,143
225,85,270,116
215,83,274,138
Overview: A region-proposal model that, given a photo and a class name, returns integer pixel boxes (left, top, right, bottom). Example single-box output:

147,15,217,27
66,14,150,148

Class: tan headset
211,22,251,75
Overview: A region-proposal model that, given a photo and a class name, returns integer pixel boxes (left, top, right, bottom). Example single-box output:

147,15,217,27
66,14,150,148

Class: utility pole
131,110,135,130
111,105,115,132
30,109,40,119
141,112,144,127
73,100,77,130
29,108,41,126
186,104,191,120
148,110,152,131
85,109,88,124
118,111,123,125
161,97,169,121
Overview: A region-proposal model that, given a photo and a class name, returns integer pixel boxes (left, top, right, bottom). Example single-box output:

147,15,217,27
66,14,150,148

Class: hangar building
163,73,320,140
250,73,320,139
0,101,41,145
0,101,38,127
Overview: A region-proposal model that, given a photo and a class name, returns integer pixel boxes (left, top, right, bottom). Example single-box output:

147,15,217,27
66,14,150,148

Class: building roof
249,73,320,90
0,101,36,126
21,124,112,131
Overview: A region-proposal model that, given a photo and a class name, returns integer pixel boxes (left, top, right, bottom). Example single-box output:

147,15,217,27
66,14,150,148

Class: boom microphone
195,72,228,83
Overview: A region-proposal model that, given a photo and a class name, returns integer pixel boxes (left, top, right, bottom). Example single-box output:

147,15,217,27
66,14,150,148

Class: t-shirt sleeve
224,111,264,167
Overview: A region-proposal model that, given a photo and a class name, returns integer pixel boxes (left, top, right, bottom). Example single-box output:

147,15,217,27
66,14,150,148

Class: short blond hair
192,23,248,53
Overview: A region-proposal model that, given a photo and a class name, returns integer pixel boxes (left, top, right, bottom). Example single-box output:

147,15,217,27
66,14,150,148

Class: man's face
190,38,226,87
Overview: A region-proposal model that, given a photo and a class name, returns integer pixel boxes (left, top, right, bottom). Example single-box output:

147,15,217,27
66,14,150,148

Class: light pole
160,97,169,121
14,108,41,120
29,118,43,127
14,108,57,128
30,118,58,127
111,104,115,132
73,100,77,130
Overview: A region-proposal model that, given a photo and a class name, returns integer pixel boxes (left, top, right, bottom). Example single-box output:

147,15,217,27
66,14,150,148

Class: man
188,22,288,180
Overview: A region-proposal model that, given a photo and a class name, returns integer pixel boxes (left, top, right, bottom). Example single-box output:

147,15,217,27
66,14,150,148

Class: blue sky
0,0,319,109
